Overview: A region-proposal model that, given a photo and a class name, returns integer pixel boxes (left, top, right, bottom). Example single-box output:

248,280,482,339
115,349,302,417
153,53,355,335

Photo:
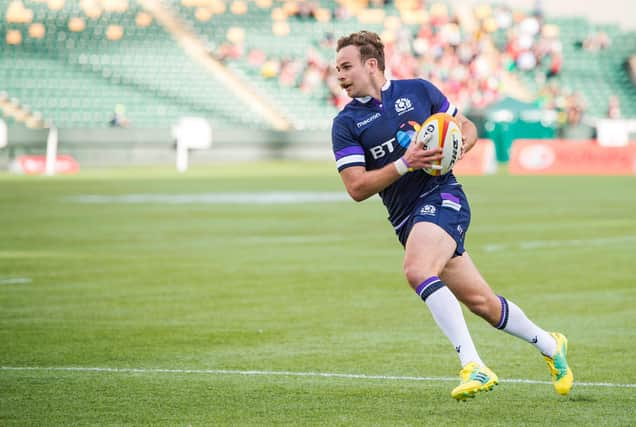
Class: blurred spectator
320,32,336,50
532,0,545,23
109,104,129,128
299,61,324,93
217,41,243,62
292,1,318,20
261,59,280,79
607,95,621,119
577,31,611,52
628,55,636,85
537,79,563,110
279,58,303,87
334,2,352,20
247,48,266,67
565,91,587,126
546,50,562,78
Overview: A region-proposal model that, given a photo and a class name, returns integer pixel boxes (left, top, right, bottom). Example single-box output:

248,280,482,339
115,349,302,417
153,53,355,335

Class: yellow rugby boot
543,332,574,395
451,362,498,401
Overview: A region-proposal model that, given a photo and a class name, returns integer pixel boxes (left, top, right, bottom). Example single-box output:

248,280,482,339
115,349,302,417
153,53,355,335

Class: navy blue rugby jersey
331,78,460,231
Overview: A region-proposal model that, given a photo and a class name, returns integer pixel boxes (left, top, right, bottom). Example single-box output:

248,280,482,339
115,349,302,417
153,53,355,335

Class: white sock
496,296,557,357
416,276,484,367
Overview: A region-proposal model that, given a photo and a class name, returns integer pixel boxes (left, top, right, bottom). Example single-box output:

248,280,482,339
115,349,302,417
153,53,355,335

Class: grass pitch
1,163,635,425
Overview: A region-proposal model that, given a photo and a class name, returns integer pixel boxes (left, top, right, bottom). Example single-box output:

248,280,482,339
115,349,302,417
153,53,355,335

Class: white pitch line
2,366,635,389
0,277,32,285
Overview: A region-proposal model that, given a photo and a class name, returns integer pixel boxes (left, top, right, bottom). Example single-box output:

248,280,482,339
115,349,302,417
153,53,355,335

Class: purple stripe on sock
415,276,440,296
496,295,509,329
416,277,445,301
441,192,460,204
335,146,364,160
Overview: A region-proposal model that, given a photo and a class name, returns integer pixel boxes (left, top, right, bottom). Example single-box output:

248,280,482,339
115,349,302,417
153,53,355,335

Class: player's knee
403,262,434,290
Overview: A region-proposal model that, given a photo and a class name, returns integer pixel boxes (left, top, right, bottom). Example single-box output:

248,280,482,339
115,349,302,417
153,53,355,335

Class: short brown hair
336,30,385,72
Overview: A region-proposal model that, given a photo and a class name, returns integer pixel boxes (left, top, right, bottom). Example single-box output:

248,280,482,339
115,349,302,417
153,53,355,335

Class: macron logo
356,113,381,128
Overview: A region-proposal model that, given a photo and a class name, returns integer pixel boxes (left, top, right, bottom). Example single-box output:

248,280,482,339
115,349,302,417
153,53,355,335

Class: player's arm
339,141,442,202
455,112,478,156
421,78,478,157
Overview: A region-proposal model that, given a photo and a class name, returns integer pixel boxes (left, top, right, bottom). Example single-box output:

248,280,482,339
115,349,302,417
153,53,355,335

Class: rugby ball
414,113,462,176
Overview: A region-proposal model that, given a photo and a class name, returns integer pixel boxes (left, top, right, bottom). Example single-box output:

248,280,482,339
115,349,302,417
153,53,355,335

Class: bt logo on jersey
370,121,419,159
369,138,396,159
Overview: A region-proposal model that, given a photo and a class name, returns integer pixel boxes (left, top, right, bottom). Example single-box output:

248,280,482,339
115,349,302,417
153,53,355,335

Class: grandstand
0,0,634,144
0,0,281,130
510,16,636,119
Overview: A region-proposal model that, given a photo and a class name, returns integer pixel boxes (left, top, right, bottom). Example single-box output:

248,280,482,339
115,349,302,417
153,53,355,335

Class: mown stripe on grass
2,366,635,389
68,192,351,204
482,235,636,252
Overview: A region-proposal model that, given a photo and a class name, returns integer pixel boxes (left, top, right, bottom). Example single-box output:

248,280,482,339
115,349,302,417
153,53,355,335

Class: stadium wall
0,126,333,169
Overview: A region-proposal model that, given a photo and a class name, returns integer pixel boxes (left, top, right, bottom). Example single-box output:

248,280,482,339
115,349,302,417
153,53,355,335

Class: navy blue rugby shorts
396,182,471,256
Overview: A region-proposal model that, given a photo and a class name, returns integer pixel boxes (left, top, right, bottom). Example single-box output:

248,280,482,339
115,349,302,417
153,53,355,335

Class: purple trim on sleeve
335,146,364,160
439,99,449,113
441,192,460,204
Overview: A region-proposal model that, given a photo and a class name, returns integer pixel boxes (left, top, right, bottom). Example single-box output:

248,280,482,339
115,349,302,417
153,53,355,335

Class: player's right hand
403,132,443,170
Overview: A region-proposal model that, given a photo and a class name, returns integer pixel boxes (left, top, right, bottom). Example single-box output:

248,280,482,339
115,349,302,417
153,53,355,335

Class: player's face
335,45,373,98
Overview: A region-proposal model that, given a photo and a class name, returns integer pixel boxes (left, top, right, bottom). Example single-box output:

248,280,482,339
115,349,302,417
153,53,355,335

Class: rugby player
331,31,573,400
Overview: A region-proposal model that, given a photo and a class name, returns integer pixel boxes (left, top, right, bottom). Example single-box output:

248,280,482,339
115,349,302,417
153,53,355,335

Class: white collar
355,80,391,103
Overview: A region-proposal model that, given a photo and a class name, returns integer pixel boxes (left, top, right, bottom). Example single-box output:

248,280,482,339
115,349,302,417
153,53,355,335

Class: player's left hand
459,135,467,160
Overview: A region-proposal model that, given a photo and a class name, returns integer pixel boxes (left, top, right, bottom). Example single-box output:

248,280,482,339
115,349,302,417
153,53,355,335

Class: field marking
69,192,351,205
243,235,345,244
2,366,635,389
0,277,32,285
482,235,636,252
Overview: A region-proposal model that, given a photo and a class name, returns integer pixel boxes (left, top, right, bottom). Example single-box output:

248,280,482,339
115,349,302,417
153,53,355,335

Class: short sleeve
419,80,459,117
331,117,366,172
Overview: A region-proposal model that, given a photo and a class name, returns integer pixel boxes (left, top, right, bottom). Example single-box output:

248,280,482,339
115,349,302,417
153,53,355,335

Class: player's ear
366,57,378,71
